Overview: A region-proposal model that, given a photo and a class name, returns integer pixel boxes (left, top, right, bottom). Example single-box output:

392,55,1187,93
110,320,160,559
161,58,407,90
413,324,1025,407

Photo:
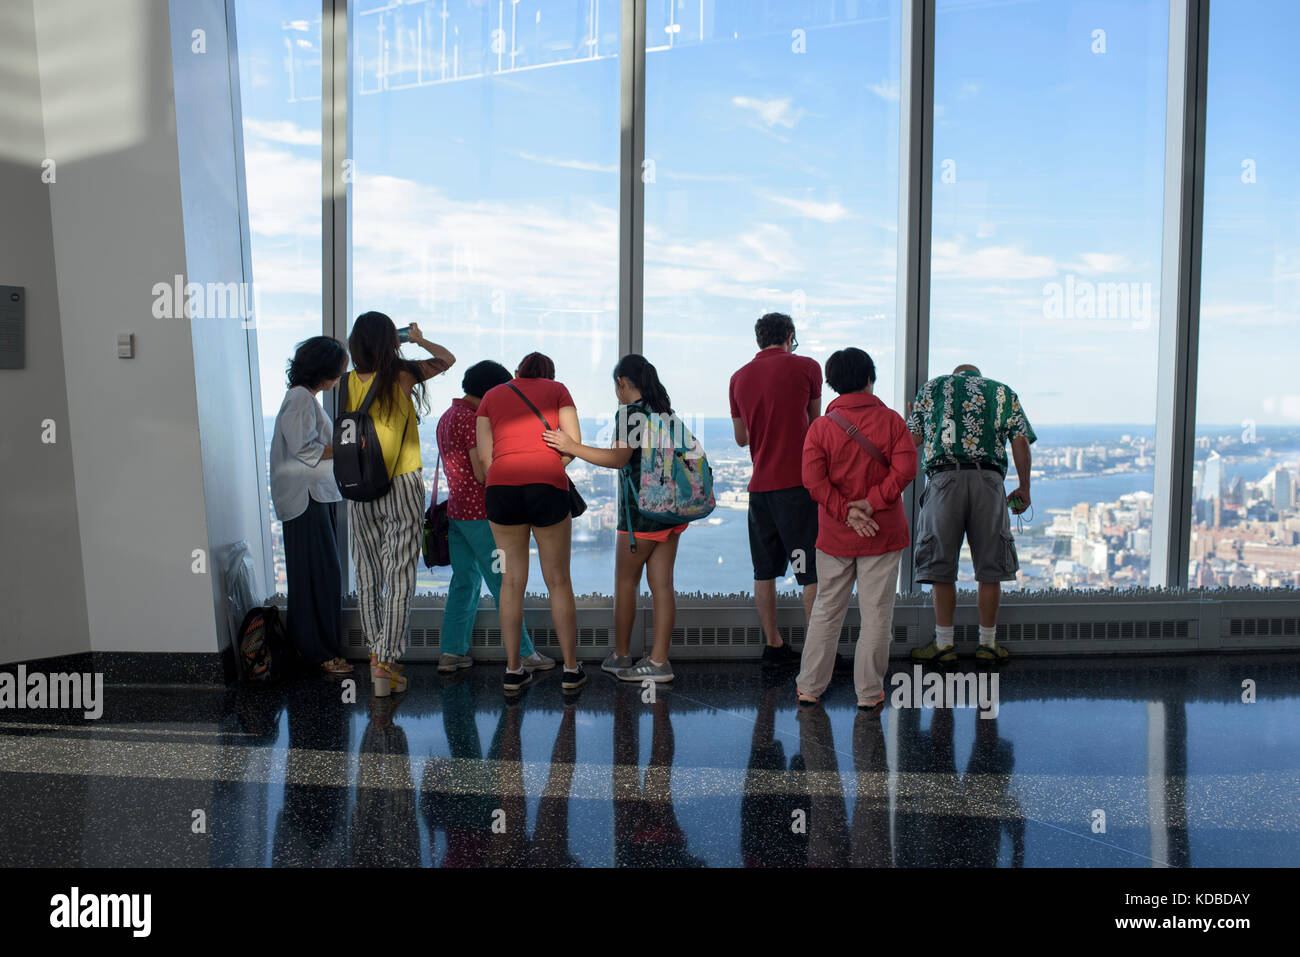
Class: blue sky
235,0,1299,427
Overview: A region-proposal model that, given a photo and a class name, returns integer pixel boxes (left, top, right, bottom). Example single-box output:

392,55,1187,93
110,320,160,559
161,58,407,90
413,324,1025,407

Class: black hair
755,312,796,349
517,352,556,380
825,347,876,395
613,353,672,415
286,335,348,390
462,360,512,399
347,311,429,419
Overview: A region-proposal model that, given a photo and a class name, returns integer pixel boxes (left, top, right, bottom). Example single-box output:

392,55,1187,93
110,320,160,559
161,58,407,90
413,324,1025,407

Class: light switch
117,333,134,358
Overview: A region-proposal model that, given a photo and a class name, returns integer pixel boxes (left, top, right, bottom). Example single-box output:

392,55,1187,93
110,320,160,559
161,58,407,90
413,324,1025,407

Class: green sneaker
975,642,1010,662
910,638,957,665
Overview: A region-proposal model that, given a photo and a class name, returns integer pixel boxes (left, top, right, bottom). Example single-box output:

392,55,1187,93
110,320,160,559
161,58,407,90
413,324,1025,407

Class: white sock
935,625,955,650
507,666,525,675
979,625,997,647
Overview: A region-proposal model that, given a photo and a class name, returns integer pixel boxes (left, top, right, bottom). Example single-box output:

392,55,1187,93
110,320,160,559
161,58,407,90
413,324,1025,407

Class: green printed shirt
905,370,1036,476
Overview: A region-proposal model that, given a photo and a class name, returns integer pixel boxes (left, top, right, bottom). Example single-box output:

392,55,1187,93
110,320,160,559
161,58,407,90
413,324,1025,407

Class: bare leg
534,517,578,670
976,581,1001,628
644,534,680,663
489,521,532,671
755,579,782,647
802,582,819,629
932,582,957,629
614,538,652,658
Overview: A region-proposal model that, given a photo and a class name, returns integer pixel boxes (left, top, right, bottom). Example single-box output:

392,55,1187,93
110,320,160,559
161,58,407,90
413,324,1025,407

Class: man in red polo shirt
729,313,823,664
795,347,917,709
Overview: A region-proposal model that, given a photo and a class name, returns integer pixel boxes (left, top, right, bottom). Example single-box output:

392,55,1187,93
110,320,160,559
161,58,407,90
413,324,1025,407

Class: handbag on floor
422,453,451,568
506,382,587,518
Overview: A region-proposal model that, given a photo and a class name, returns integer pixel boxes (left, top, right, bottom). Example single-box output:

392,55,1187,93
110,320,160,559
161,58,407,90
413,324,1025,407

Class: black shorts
485,483,571,527
748,486,819,586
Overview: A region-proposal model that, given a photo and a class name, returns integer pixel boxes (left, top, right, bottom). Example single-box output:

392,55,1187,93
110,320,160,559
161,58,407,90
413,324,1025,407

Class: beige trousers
796,548,903,703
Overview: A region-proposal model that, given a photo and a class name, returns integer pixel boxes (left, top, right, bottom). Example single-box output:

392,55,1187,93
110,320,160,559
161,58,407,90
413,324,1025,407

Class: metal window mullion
1152,0,1209,589
324,0,352,596
225,0,276,599
619,0,646,357
895,0,935,595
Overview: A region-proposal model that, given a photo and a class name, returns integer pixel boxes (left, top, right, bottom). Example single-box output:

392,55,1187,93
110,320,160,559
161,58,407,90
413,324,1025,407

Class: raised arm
407,322,456,380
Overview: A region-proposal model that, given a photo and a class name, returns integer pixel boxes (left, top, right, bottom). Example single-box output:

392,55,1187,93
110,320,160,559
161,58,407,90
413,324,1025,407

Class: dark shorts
485,483,571,528
914,469,1019,583
748,486,819,586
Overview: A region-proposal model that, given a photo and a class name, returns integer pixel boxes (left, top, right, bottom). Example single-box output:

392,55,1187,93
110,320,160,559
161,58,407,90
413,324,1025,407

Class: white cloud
731,95,803,129
516,151,617,174
931,238,1057,280
1067,252,1130,274
759,191,851,223
243,118,321,147
867,80,899,102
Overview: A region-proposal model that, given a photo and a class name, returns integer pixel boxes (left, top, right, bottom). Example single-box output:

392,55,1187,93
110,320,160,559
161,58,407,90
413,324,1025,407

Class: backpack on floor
234,605,297,684
623,409,716,524
334,376,408,502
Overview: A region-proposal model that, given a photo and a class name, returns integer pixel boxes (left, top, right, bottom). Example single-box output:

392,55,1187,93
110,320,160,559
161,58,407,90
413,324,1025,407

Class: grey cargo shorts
913,468,1019,584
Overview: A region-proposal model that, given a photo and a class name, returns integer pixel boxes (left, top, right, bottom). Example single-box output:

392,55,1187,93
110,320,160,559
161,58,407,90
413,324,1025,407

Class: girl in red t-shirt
476,352,586,695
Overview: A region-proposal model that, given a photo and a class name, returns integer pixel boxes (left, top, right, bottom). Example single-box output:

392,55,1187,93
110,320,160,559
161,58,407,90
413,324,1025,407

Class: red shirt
476,378,576,490
729,349,822,492
435,398,487,521
801,392,918,557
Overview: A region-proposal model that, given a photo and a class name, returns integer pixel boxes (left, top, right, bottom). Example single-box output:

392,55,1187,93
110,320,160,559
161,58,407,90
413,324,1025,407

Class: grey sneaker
522,651,556,672
600,652,634,674
437,653,473,673
615,657,674,683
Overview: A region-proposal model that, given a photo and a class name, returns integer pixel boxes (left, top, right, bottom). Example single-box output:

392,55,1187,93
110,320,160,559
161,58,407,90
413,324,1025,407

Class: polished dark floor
1,653,1297,867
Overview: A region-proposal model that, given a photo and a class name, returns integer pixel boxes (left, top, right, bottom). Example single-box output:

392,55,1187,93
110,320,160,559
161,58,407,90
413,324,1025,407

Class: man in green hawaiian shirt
904,364,1035,664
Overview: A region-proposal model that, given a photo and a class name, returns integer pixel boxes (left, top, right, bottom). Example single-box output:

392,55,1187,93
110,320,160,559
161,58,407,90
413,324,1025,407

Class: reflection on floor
0,654,1296,867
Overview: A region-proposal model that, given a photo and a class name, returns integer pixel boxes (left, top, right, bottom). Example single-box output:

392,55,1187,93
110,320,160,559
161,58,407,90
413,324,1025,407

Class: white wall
0,0,91,663
17,0,269,658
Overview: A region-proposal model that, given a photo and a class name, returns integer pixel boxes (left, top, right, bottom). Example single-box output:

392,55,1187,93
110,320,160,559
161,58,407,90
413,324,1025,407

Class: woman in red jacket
795,348,918,711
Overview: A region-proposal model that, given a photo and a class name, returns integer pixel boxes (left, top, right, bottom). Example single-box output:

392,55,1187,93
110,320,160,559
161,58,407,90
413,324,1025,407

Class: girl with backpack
542,354,687,683
344,312,455,696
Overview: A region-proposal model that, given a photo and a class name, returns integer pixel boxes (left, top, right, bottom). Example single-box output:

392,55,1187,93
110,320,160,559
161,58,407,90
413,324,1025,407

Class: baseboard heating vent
1002,619,1194,641
671,626,763,647
1228,617,1300,637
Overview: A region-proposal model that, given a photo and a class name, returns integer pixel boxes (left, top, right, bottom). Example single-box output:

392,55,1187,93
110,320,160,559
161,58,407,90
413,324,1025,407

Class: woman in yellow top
345,311,455,696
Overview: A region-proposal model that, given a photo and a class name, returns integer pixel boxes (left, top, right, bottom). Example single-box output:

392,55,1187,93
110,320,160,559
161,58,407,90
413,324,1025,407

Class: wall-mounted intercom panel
0,286,23,370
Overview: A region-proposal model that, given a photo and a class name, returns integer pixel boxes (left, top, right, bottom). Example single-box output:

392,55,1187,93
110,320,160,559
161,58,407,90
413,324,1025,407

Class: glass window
643,0,902,596
234,0,325,595
350,0,622,597
1189,0,1300,589
928,0,1169,590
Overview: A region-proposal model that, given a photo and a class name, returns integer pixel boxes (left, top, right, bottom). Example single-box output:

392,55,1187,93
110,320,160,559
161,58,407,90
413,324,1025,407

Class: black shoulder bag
506,382,587,518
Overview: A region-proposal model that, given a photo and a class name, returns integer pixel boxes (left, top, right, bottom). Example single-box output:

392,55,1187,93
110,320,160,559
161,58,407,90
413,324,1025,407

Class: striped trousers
349,469,425,661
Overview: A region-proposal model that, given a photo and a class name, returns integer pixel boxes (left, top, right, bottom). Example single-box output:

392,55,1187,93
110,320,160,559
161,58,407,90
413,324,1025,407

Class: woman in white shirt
271,336,352,674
